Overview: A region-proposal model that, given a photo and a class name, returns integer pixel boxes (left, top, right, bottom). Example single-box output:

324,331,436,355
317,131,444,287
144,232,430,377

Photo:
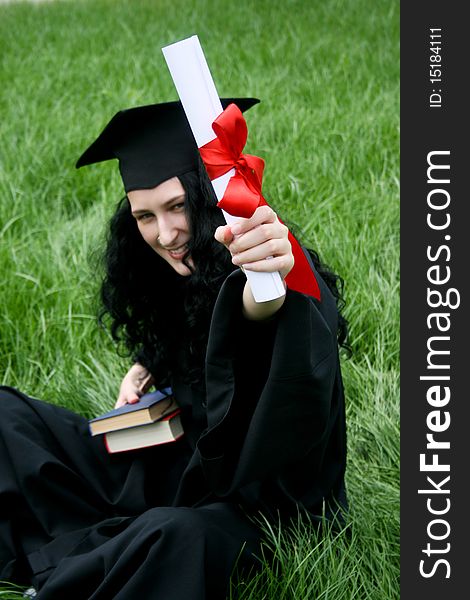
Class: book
89,388,176,436
103,409,184,453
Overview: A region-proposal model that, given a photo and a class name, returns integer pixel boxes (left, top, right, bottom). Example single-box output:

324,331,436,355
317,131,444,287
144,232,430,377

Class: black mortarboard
76,98,260,192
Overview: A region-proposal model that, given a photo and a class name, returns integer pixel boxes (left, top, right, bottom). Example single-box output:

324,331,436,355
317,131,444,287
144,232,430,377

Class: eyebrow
131,194,185,216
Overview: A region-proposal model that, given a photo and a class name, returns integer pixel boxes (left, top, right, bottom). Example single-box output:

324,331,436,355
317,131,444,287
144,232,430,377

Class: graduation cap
76,98,260,193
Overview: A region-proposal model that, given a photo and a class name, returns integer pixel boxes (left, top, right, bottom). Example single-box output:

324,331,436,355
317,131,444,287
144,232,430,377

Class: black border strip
401,3,467,597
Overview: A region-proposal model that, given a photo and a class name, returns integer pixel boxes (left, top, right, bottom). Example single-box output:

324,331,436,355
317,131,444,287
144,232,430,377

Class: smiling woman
128,177,193,276
0,97,349,599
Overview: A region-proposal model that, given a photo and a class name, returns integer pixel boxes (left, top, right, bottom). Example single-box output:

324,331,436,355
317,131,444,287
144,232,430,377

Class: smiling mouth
166,244,189,258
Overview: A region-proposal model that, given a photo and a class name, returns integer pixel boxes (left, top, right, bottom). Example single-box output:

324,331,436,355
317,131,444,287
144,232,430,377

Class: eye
137,213,154,222
172,202,185,211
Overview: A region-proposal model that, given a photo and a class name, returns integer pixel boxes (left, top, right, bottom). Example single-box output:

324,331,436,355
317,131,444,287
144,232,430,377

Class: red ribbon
199,103,321,301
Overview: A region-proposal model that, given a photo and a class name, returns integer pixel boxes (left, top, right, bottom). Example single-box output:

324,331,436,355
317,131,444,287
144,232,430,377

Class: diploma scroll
162,35,285,303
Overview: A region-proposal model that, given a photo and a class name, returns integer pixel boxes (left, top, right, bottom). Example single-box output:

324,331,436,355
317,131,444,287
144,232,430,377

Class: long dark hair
99,165,350,387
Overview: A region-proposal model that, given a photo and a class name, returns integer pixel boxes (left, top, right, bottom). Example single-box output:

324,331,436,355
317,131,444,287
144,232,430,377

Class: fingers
241,254,294,277
115,390,140,409
115,397,128,409
229,221,288,255
214,206,278,248
230,205,277,236
231,236,290,267
214,206,294,279
214,224,234,246
215,207,283,254
115,363,154,409
137,372,154,393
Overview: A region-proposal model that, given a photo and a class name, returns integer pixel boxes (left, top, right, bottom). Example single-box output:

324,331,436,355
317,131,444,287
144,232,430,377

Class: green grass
0,0,399,597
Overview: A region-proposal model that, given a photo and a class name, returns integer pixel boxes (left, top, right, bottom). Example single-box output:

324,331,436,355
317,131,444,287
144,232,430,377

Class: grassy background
0,0,399,598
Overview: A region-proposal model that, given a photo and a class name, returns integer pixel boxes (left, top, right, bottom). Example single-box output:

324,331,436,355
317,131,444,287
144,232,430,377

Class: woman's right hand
115,363,155,408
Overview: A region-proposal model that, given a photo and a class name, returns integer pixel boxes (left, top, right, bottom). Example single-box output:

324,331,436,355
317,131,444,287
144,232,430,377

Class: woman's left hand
214,205,294,280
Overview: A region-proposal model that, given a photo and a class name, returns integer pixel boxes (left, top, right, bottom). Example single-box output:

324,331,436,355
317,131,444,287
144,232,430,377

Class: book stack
89,388,183,453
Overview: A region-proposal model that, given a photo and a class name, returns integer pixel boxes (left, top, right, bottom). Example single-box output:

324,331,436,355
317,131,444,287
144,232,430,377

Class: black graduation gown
0,268,347,599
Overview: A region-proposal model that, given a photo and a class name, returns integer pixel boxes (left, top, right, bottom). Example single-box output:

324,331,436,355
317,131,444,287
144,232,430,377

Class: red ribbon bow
199,103,321,301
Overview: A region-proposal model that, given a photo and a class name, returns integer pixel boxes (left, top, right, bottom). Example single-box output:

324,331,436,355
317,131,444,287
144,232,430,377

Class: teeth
169,245,187,254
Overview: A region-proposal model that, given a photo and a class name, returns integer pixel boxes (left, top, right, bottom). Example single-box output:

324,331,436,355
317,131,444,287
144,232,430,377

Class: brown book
103,409,183,453
89,389,177,436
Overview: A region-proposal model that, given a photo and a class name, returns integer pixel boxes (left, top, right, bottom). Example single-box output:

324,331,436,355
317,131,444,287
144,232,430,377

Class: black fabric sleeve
197,269,337,496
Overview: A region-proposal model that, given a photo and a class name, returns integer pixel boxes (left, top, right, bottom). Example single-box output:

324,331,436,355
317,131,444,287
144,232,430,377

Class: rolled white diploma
162,35,285,303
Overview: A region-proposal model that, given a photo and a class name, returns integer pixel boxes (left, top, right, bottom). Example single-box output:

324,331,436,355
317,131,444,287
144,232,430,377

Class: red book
103,409,183,453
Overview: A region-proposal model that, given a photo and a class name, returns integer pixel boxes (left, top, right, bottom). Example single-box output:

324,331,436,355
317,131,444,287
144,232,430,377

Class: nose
155,215,178,247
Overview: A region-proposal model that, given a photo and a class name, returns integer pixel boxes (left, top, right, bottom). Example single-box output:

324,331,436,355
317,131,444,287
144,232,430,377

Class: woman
0,98,348,599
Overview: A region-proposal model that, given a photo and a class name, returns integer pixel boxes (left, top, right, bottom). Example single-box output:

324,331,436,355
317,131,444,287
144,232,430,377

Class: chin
169,257,193,277
174,264,192,277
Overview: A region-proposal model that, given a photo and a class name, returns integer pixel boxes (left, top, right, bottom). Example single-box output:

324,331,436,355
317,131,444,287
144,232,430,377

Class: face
128,177,193,277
